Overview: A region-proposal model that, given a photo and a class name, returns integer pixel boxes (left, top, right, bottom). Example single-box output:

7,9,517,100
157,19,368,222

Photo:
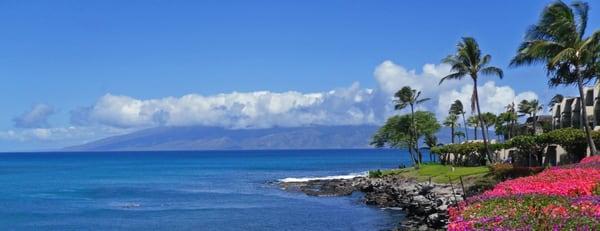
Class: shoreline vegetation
281,1,600,230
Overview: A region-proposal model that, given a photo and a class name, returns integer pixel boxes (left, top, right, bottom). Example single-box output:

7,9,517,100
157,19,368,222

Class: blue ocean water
0,149,415,231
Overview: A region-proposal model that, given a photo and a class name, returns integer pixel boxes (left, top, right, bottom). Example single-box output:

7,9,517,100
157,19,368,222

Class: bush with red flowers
448,155,600,230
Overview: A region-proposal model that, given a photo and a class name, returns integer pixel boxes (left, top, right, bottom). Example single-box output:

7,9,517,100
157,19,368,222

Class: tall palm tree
393,86,431,163
481,112,497,139
467,115,480,140
440,37,503,163
511,1,600,155
444,114,459,144
518,99,544,134
504,102,518,138
450,100,469,140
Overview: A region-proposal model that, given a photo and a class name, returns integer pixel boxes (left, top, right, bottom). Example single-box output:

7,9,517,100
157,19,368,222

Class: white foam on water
278,172,367,183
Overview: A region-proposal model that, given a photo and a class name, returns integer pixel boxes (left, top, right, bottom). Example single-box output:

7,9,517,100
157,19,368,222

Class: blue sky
1,0,598,151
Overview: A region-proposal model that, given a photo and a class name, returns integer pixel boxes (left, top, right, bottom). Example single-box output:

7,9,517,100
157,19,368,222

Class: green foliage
368,169,383,178
371,111,440,149
481,112,496,129
371,111,440,165
538,128,587,158
393,86,430,111
430,142,506,166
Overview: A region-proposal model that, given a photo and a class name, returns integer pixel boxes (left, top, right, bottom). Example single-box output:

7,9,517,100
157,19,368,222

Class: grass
373,163,490,184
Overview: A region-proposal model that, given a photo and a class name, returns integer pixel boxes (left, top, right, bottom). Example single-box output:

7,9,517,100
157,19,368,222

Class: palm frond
439,72,466,85
548,47,576,66
416,97,430,104
571,1,589,39
480,66,503,79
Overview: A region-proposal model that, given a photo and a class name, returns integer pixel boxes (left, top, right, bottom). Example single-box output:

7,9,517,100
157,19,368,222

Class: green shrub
430,142,506,166
368,169,383,178
489,163,545,180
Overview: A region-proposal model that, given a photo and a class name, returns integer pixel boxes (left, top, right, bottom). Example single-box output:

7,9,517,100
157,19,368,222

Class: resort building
550,81,600,130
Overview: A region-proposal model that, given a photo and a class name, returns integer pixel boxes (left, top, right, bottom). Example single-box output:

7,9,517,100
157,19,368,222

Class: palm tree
511,1,599,155
423,133,439,162
481,112,497,140
440,37,503,163
450,100,469,140
455,130,466,143
444,114,459,144
393,86,431,163
518,99,544,134
467,115,480,140
504,102,518,138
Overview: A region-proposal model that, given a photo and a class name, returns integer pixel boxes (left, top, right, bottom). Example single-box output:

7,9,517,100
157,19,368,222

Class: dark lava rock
278,175,461,230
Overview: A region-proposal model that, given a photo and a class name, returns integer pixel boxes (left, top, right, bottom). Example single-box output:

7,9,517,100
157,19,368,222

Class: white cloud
70,82,381,129
13,104,55,128
64,60,539,131
373,60,469,97
437,81,538,117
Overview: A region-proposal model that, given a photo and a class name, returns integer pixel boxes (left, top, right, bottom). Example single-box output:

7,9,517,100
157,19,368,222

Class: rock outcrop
279,175,464,230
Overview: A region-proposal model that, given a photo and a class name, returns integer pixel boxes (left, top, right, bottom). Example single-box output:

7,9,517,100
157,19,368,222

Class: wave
278,172,367,183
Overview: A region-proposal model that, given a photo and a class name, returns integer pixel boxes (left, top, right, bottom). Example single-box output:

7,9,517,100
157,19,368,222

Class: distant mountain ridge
65,125,382,151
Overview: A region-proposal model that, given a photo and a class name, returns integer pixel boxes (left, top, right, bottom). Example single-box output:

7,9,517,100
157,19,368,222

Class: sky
1,0,599,151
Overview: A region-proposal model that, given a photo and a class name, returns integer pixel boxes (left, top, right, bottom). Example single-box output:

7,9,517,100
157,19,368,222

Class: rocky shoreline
279,175,465,230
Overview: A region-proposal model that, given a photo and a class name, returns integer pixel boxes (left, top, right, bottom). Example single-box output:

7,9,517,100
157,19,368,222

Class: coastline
278,173,464,230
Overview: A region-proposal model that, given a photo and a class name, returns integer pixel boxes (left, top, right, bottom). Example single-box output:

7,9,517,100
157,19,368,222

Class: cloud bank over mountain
1,60,538,147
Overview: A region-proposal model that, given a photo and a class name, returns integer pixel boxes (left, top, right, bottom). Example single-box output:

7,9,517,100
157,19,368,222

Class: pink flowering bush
581,155,600,164
448,156,600,230
484,168,600,197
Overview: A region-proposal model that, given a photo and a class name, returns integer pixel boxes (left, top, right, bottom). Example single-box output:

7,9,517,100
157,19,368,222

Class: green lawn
376,163,490,183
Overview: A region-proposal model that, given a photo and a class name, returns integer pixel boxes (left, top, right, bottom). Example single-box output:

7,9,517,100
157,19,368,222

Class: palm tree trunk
473,78,493,163
473,125,478,140
410,105,422,164
532,113,537,135
462,113,469,140
451,124,455,144
576,75,597,156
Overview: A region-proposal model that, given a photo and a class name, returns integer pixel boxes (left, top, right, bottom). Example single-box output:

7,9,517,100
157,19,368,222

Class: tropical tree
511,1,600,155
481,112,497,140
467,115,480,140
440,37,504,163
450,100,469,140
496,111,518,140
518,99,544,134
455,130,466,143
444,114,459,144
504,102,518,138
423,133,440,162
393,86,431,158
371,111,441,165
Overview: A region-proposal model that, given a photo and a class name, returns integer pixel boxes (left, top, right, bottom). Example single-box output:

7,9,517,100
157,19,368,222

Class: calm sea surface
0,149,415,231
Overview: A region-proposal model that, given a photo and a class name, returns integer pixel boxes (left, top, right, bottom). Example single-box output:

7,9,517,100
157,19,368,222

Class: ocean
0,149,415,231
